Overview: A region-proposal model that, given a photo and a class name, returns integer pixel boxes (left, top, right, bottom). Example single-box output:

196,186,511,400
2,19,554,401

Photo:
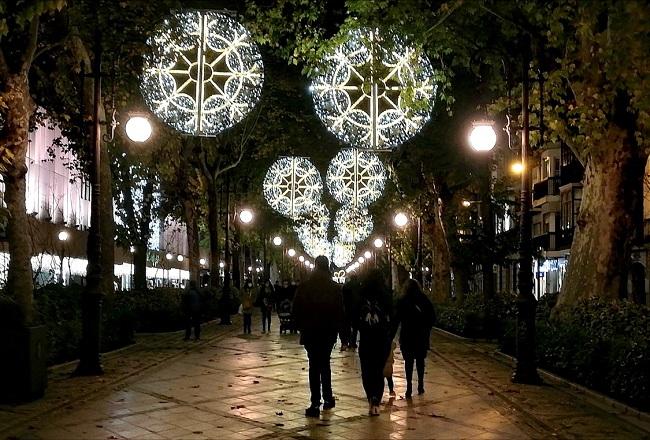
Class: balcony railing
533,176,561,200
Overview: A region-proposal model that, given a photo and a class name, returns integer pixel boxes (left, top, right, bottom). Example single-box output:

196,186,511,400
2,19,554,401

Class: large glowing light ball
125,116,153,142
239,209,254,224
263,157,323,219
393,212,408,227
311,27,436,150
469,121,497,152
334,206,373,243
326,148,386,207
332,236,356,268
301,235,333,261
141,11,264,136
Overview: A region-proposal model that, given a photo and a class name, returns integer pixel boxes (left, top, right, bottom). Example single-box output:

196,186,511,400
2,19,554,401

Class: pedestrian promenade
2,315,648,439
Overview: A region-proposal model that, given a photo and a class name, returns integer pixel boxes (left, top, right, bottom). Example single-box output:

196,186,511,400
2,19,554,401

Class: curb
432,327,650,431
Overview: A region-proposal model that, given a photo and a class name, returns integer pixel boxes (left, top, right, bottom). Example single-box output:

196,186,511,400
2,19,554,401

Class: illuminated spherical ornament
263,157,323,219
301,236,333,261
334,206,373,243
332,236,356,268
311,28,436,150
326,148,385,207
141,11,264,136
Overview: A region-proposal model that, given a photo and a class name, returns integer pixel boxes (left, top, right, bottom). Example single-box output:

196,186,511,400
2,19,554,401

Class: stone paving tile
3,315,649,439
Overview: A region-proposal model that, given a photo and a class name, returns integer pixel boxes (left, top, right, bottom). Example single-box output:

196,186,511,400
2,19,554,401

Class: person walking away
293,256,345,418
241,280,256,334
257,280,275,333
342,273,362,349
183,280,202,341
357,269,392,416
393,279,435,398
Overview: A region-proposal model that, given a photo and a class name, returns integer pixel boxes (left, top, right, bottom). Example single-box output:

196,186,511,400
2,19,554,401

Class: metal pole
512,38,541,384
221,176,232,324
415,216,423,284
76,29,104,376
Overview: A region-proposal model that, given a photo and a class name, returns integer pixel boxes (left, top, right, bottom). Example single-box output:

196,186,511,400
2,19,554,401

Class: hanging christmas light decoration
141,11,264,136
263,157,323,219
332,236,356,268
294,204,331,259
334,206,373,243
311,27,435,150
326,148,386,207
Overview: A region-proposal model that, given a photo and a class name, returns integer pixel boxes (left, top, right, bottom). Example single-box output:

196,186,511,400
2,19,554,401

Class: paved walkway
2,315,649,440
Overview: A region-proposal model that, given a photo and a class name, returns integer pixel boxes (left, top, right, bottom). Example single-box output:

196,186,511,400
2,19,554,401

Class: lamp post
58,230,69,284
466,42,539,384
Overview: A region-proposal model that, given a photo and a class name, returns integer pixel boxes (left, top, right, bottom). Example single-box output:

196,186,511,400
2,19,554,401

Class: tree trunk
557,129,645,310
429,199,451,304
206,184,220,289
183,199,200,283
1,75,35,326
132,243,147,290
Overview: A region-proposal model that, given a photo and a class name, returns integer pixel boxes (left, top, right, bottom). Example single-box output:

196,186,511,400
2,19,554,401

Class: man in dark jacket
183,280,202,341
292,256,345,418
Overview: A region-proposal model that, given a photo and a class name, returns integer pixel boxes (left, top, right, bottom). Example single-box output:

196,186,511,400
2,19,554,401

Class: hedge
435,293,649,411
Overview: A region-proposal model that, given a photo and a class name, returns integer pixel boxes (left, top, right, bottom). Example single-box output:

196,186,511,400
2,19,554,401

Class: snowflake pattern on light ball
332,236,356,268
311,27,436,150
141,11,264,136
294,204,332,259
334,206,373,243
327,148,385,207
263,157,323,219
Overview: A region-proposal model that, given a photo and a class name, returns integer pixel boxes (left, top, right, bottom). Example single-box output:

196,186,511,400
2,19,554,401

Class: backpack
359,299,389,333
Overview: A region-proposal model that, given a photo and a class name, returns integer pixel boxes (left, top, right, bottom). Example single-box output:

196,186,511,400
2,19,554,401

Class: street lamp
358,256,365,264
288,248,296,257
364,250,371,259
373,238,384,248
239,208,254,224
165,253,173,260
511,161,524,174
272,236,282,246
199,258,206,265
299,255,305,262
58,230,69,284
124,115,153,143
469,120,497,152
394,212,408,228
462,200,472,208
219,261,225,268
177,255,184,262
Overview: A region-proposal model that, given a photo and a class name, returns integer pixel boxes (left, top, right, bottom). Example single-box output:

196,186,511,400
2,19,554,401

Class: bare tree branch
0,46,9,80
20,16,40,74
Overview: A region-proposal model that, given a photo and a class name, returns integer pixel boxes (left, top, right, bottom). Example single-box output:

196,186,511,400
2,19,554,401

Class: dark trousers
349,327,358,347
304,341,335,406
404,355,425,391
243,313,252,334
359,345,386,405
185,314,201,340
386,376,394,392
261,308,272,331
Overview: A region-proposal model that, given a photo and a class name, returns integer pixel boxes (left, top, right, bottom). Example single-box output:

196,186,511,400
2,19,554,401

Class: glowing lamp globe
239,209,254,224
219,261,225,268
299,255,305,262
58,230,69,241
373,238,383,248
358,256,365,264
288,248,296,257
165,253,173,260
125,116,152,142
199,258,206,265
177,255,184,262
364,250,371,259
394,212,408,227
273,236,282,246
462,200,471,208
511,161,524,174
469,121,497,152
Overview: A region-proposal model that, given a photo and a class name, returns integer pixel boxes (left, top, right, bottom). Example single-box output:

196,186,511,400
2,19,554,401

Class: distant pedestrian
183,280,202,341
357,269,393,416
393,279,435,397
257,279,275,333
342,273,362,349
241,280,256,334
293,256,345,418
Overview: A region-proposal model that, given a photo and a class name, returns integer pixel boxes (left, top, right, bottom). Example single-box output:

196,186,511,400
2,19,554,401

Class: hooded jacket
292,269,345,345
